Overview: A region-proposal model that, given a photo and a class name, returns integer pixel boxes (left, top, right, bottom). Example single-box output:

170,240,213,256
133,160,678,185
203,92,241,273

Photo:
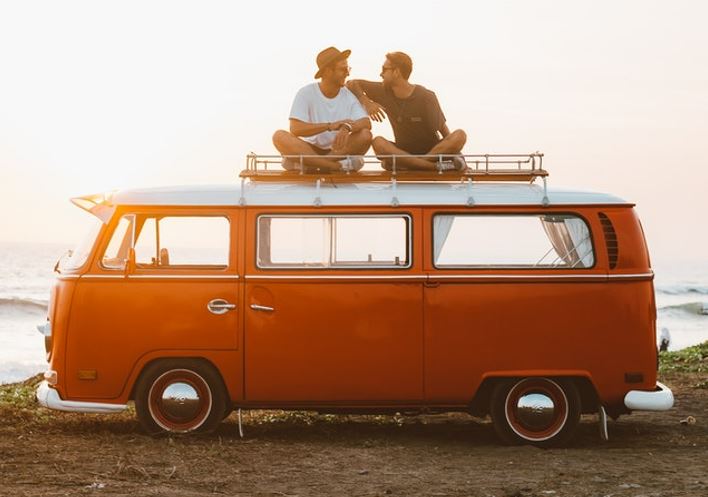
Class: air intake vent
599,213,618,269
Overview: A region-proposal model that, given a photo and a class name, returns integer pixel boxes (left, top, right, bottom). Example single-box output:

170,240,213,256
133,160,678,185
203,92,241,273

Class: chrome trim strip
245,275,426,280
36,381,127,414
431,272,652,280
608,272,654,279
129,275,240,280
429,274,608,280
244,272,653,282
80,274,240,280
56,274,80,280
77,273,651,281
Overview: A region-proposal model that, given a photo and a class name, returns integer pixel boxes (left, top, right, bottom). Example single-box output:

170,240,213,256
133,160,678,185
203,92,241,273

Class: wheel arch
129,355,228,402
469,371,600,416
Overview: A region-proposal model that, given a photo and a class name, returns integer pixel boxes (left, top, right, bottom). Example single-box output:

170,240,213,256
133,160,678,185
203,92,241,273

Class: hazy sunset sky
1,1,706,264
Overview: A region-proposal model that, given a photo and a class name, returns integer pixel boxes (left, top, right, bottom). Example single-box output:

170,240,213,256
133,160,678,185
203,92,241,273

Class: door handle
250,304,274,312
207,299,237,315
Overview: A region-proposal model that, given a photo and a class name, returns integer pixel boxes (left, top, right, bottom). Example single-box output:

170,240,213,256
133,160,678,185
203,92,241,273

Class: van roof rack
240,152,547,184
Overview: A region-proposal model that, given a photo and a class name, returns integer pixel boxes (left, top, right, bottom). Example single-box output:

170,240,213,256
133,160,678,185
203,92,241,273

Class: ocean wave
656,285,708,295
658,301,708,316
0,297,48,312
0,361,45,385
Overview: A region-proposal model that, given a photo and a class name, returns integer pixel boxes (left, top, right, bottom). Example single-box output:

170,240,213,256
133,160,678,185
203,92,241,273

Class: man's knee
352,128,373,147
449,129,467,149
372,136,392,153
272,129,291,149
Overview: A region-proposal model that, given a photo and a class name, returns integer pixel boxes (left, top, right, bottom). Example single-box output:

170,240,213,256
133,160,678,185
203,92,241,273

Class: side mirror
124,247,136,276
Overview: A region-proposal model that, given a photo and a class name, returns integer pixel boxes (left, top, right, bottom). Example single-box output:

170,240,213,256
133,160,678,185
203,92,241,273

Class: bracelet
342,122,353,132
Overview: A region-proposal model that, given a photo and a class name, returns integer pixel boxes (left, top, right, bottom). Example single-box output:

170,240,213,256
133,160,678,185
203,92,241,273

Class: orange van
36,153,673,446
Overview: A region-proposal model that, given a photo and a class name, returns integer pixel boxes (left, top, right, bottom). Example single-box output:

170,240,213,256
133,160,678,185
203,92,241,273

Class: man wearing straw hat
273,47,372,172
347,51,467,171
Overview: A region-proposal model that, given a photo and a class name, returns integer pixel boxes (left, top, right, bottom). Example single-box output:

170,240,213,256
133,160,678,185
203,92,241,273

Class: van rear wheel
490,377,580,447
134,360,226,435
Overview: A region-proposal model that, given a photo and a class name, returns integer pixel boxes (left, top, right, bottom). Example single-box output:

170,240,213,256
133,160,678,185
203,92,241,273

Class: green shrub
659,341,708,374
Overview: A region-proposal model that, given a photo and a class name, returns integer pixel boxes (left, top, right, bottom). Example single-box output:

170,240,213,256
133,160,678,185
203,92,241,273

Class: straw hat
314,46,351,78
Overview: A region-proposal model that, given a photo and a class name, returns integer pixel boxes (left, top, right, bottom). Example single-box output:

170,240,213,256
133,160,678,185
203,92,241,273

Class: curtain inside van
433,215,455,262
540,216,593,268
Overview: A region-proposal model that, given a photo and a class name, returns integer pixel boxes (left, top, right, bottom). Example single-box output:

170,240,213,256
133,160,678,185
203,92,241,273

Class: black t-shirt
360,81,446,154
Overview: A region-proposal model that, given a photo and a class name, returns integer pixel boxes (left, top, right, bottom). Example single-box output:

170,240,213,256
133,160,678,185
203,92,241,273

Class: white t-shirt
289,83,368,149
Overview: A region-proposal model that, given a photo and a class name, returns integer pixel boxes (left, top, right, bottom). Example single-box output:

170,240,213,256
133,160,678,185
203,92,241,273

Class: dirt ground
1,372,706,497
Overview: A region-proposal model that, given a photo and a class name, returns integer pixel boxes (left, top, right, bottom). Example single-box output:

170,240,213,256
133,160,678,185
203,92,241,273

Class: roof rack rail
239,152,547,184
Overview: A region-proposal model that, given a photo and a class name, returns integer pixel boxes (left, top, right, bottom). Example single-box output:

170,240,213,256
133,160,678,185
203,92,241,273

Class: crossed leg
373,129,467,171
273,129,372,172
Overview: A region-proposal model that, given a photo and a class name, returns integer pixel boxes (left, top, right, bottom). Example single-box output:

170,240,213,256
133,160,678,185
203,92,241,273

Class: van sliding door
244,209,425,404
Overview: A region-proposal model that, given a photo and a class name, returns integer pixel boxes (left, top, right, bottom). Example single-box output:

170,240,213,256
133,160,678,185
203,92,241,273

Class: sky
1,0,706,265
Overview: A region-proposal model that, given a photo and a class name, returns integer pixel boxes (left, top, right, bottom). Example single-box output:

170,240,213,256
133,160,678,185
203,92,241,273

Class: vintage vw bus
36,153,673,446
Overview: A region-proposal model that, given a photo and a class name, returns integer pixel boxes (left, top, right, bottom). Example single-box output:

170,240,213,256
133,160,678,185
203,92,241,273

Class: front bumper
36,381,127,414
624,381,674,411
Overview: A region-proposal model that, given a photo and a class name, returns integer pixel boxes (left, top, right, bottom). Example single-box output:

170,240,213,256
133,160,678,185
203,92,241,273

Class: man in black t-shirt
347,52,467,171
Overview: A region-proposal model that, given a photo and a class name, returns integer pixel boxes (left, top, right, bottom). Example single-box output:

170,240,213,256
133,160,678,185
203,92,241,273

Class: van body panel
242,207,425,403
47,276,79,399
423,280,610,402
62,207,241,400
244,280,424,402
420,205,655,409
65,277,240,399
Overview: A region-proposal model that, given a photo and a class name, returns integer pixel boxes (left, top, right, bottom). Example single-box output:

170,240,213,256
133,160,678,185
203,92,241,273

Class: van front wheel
134,360,226,435
490,377,580,447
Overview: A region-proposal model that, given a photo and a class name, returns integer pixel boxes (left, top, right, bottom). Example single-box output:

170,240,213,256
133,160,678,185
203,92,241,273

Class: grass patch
0,373,43,409
659,340,708,375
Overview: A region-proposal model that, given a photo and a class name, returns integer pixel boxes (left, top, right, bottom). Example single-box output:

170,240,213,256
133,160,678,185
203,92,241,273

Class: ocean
0,241,706,384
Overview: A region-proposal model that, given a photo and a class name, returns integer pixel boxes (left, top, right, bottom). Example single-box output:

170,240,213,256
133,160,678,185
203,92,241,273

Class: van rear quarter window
433,213,595,268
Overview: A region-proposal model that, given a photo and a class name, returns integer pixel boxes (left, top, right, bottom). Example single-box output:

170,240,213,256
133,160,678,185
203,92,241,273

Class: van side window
102,215,229,269
102,215,134,269
257,215,410,269
433,214,595,269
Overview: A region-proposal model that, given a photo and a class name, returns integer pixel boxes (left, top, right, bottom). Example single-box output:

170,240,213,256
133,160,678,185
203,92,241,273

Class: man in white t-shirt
273,47,372,172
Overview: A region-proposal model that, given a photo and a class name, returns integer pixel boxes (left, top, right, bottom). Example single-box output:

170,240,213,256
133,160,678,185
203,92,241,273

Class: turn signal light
43,370,58,385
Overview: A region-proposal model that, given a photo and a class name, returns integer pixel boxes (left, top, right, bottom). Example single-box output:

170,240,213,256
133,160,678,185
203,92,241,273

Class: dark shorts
395,139,441,156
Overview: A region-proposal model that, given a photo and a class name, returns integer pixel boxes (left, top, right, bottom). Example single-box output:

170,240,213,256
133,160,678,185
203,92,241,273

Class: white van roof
107,182,629,207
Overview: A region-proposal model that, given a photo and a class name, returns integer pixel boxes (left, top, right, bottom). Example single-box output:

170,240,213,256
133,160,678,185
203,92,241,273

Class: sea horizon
1,241,706,384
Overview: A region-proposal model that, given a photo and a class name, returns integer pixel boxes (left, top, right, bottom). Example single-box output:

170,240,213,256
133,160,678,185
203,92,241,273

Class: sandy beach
1,365,706,497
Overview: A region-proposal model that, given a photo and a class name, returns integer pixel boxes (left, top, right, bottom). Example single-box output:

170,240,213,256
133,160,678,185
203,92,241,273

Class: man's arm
289,118,359,137
347,80,386,122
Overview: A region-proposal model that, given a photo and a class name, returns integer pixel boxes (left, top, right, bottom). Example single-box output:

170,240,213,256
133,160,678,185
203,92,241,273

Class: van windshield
57,216,103,272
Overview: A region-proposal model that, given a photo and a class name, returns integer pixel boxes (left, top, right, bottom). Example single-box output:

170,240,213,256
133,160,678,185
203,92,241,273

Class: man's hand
330,119,354,131
364,98,386,122
333,127,350,151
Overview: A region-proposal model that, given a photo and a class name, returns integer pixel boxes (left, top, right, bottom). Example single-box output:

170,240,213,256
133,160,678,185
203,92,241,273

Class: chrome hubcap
159,382,201,422
515,392,556,431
